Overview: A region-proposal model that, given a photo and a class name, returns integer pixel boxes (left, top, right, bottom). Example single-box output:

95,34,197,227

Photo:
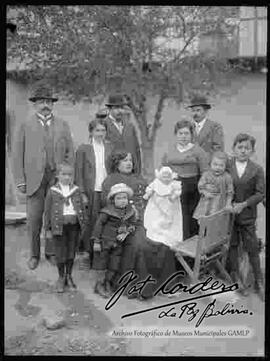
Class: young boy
44,162,87,293
227,134,265,301
91,183,138,298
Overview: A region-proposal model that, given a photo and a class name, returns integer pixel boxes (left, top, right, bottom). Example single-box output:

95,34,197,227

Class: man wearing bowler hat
189,95,224,160
13,82,74,270
102,94,142,174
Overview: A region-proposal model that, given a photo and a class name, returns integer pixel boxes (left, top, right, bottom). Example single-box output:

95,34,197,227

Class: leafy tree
7,5,239,179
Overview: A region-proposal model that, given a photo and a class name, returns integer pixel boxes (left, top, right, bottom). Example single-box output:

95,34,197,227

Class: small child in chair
143,166,183,249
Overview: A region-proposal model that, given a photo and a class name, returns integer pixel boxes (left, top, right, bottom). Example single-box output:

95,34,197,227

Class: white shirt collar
235,160,248,178
109,114,123,126
36,112,53,126
177,142,194,153
195,118,207,133
92,138,104,147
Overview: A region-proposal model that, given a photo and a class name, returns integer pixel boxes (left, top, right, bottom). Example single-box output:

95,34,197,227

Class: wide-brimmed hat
188,95,211,109
107,183,134,200
29,84,58,102
105,94,128,107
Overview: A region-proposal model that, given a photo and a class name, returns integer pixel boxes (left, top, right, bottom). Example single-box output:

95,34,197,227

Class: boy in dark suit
227,133,265,301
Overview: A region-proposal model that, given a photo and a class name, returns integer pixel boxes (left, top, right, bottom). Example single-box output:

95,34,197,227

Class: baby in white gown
143,166,183,249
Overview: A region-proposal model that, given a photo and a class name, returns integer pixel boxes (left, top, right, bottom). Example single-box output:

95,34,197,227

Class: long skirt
113,226,183,299
179,175,200,240
80,191,102,260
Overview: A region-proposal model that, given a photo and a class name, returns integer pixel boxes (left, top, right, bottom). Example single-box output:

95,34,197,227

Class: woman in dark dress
101,150,151,298
162,119,209,240
102,150,182,299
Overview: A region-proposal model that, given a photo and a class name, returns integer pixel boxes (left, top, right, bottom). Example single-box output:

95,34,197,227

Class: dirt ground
4,220,265,357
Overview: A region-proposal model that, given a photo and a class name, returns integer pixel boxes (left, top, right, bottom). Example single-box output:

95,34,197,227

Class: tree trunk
141,141,155,182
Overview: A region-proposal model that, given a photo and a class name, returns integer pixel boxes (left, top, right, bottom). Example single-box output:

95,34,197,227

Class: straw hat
107,183,134,200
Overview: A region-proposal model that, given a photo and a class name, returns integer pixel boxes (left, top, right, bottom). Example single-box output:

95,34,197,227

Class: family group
13,83,265,301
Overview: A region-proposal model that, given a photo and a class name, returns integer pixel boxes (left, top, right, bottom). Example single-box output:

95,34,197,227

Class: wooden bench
174,209,234,284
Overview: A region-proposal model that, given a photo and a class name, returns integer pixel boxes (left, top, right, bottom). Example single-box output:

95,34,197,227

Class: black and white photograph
5,5,267,357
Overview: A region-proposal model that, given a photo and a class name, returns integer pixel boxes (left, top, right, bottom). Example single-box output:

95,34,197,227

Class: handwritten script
105,271,252,327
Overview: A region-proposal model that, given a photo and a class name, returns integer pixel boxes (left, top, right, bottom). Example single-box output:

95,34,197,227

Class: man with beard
13,83,74,270
102,94,142,174
189,95,224,162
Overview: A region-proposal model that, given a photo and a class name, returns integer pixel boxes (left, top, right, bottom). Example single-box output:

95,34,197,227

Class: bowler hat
105,94,127,107
107,183,134,201
29,84,58,102
95,108,109,119
188,95,211,109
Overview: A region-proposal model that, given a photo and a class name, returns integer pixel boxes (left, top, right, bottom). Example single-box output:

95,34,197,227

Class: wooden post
254,7,258,70
5,138,19,206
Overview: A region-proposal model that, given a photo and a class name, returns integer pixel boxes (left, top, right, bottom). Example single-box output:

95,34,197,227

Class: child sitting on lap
91,183,138,299
143,166,183,249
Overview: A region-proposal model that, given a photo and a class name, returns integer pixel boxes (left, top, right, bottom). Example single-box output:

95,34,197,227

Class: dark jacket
74,140,113,199
44,183,87,235
105,116,142,174
228,158,265,225
91,204,137,249
13,114,74,196
193,119,224,161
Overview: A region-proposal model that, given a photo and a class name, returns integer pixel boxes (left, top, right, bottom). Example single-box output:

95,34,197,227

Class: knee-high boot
65,259,77,289
56,263,65,293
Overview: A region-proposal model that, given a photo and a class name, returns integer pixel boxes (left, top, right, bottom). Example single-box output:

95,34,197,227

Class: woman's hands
232,202,247,214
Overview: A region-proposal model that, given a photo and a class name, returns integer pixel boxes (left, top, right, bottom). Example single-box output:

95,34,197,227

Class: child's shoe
254,281,264,302
56,277,65,293
66,275,77,290
94,281,110,299
105,280,113,296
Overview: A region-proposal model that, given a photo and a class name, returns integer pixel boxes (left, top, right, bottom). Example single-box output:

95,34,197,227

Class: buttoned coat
105,117,142,174
91,204,137,249
13,114,74,196
44,183,87,236
193,119,224,160
228,158,265,225
74,140,113,201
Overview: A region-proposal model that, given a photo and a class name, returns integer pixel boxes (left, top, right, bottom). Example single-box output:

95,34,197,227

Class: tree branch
172,6,212,64
150,91,166,141
124,94,141,118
